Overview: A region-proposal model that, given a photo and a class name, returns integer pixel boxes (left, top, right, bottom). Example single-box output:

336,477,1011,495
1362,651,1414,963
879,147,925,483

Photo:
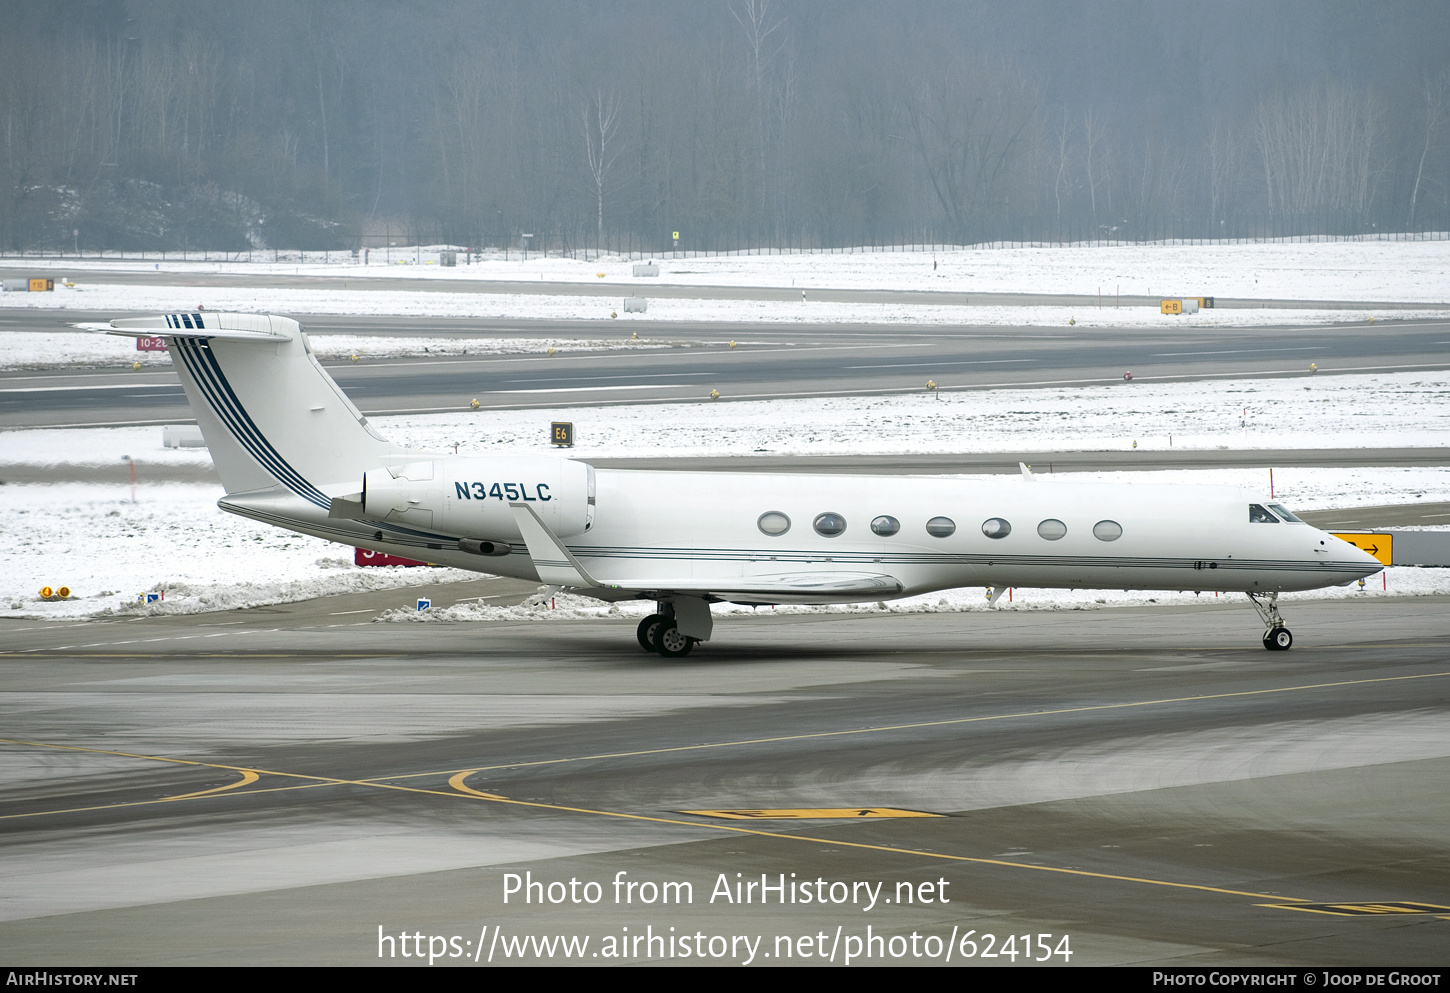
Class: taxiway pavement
3,311,1448,427
1,597,1447,965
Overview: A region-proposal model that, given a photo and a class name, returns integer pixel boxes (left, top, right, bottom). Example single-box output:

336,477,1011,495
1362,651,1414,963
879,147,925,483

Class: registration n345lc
101,312,1382,656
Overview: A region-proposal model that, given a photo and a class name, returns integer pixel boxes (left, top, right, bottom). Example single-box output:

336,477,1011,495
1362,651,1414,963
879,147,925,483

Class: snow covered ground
7,370,1446,465
3,293,1440,368
4,370,1447,620
0,241,1446,357
373,370,1450,458
7,236,1450,301
0,479,475,619
2,239,1447,369
2,240,1445,621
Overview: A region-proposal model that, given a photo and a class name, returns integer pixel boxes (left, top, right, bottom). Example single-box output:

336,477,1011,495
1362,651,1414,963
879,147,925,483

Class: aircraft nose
1351,551,1383,579
1321,530,1384,577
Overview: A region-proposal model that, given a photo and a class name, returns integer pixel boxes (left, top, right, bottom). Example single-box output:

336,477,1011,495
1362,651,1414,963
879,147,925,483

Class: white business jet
104,313,1381,657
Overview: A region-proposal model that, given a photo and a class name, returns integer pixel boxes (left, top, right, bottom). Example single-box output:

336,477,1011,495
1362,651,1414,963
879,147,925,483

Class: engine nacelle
361,456,594,539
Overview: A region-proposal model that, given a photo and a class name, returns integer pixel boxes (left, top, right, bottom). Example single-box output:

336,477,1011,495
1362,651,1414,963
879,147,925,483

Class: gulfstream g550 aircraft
105,313,1381,657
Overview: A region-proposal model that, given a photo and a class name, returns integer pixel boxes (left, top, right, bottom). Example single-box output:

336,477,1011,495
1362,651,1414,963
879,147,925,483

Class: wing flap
605,572,904,600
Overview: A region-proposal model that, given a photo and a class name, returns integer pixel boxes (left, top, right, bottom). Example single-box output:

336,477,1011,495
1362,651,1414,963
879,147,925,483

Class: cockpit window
1248,504,1279,523
1267,503,1304,523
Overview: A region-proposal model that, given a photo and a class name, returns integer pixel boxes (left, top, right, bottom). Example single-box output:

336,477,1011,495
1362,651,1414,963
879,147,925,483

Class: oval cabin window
1037,519,1067,540
1092,520,1123,541
813,512,847,537
758,511,791,536
871,515,900,536
981,517,1011,539
926,517,956,538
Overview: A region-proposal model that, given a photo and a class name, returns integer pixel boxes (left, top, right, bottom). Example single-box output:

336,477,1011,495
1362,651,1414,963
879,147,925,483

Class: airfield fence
2,210,1447,264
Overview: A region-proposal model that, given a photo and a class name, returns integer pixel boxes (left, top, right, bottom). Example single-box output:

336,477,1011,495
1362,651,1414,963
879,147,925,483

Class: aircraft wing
510,502,602,587
509,503,902,602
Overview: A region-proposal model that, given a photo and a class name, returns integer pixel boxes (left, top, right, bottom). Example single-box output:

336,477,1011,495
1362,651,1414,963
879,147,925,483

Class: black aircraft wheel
1263,627,1293,651
637,614,665,652
655,620,695,658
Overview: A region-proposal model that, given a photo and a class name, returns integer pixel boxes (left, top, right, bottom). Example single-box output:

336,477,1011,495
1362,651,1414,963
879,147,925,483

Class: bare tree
1081,108,1110,233
581,87,626,247
2,3,1447,253
729,0,787,220
894,55,1039,238
1254,81,1383,215
1408,70,1449,227
1205,114,1245,223
1052,109,1073,226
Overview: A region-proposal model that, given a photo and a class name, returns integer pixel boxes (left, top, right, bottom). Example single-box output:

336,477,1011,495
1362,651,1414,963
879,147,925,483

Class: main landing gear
636,596,713,659
1247,592,1293,651
637,613,696,658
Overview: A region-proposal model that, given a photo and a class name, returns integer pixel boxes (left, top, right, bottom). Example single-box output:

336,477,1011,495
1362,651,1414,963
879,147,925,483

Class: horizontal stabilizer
102,313,294,342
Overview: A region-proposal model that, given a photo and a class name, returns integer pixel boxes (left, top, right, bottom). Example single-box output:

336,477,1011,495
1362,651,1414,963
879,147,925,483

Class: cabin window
926,517,956,538
1267,503,1304,523
1037,519,1067,540
871,515,900,536
1092,520,1123,541
980,517,1011,539
1248,504,1279,523
813,512,847,537
758,511,791,536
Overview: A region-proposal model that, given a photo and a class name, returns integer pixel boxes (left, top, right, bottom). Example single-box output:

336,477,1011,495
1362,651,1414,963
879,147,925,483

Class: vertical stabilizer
109,313,402,500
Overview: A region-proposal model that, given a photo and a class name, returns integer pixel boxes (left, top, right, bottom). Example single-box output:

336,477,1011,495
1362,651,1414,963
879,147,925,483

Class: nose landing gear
1263,627,1293,651
1247,592,1293,651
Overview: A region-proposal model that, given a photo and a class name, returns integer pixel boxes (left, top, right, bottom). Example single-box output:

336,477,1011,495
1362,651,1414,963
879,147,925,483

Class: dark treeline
2,0,1448,252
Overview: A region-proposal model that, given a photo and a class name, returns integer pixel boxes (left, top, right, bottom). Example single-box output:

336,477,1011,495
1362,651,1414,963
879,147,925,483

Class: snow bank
0,483,477,620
